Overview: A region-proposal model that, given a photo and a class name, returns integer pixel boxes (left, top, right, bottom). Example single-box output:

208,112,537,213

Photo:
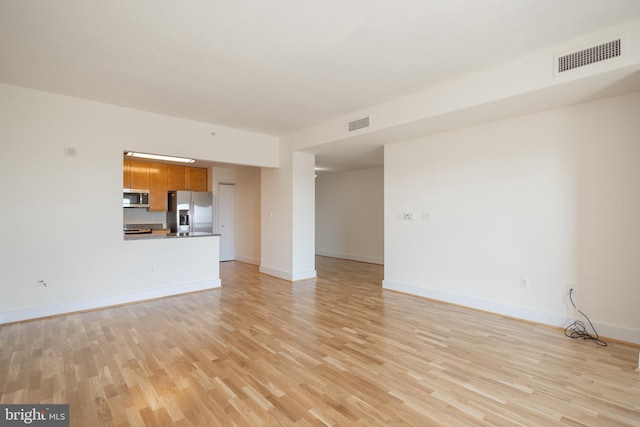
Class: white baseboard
259,265,289,280
292,270,317,281
235,255,260,265
0,279,221,325
316,250,383,265
259,265,317,281
382,279,640,345
589,321,640,345
383,279,568,326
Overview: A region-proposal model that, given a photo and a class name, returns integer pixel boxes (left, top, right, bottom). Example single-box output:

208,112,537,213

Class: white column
292,151,316,280
261,142,316,281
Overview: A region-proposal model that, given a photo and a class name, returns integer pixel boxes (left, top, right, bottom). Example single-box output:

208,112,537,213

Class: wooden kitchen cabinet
168,165,207,191
123,160,150,189
126,159,206,198
148,163,168,211
167,165,187,191
123,160,130,188
123,159,206,212
187,167,207,191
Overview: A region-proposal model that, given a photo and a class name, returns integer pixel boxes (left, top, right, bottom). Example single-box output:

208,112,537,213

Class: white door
218,183,236,261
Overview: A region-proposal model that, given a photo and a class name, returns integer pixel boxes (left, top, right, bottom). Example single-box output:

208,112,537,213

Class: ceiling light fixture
125,152,195,163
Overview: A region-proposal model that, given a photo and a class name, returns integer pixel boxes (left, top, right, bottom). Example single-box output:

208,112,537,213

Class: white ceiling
2,0,640,170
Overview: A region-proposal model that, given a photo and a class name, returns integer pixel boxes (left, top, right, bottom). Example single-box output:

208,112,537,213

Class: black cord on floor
564,288,607,347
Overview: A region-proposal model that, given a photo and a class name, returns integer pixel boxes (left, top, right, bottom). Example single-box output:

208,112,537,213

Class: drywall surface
0,83,276,321
384,91,640,343
235,166,262,265
316,168,384,264
261,143,294,279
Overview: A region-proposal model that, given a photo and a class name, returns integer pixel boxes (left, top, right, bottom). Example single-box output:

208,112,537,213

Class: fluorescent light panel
126,152,195,163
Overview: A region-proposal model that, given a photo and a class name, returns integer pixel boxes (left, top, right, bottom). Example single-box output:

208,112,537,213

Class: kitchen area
122,152,220,241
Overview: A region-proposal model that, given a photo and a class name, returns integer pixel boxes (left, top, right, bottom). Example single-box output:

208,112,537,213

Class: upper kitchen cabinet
123,159,150,189
167,165,187,191
187,167,208,192
167,165,207,191
123,159,131,188
148,163,168,211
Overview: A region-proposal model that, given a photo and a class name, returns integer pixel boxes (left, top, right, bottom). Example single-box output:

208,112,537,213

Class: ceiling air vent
558,38,621,73
348,116,370,132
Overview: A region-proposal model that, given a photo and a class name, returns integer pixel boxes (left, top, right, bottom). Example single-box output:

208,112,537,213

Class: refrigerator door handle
190,200,194,234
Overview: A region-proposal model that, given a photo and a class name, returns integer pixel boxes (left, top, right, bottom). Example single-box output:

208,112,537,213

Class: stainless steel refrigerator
167,191,213,234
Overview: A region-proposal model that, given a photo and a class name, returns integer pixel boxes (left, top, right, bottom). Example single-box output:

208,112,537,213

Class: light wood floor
1,257,639,426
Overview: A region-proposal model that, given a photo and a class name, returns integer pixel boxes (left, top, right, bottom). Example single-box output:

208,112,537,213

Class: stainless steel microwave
123,189,150,208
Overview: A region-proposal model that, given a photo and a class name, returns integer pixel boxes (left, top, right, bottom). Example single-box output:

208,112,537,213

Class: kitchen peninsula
120,154,221,303
124,231,220,241
123,153,217,240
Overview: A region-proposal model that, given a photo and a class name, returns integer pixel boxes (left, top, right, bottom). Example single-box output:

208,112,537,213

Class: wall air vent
348,116,370,132
558,38,621,73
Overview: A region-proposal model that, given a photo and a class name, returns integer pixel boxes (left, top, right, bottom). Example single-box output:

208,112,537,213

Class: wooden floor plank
1,256,639,426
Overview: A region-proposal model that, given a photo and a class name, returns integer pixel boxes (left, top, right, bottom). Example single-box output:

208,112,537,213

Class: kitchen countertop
124,232,220,241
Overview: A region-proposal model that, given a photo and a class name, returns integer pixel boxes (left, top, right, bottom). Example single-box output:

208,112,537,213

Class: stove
123,227,152,235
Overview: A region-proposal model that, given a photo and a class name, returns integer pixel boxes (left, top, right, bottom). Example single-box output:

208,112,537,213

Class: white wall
384,91,640,344
209,166,262,265
261,142,293,279
236,166,262,265
0,83,277,322
316,167,384,264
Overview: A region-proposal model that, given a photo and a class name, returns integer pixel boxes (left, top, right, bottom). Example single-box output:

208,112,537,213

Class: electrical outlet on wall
565,283,577,315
